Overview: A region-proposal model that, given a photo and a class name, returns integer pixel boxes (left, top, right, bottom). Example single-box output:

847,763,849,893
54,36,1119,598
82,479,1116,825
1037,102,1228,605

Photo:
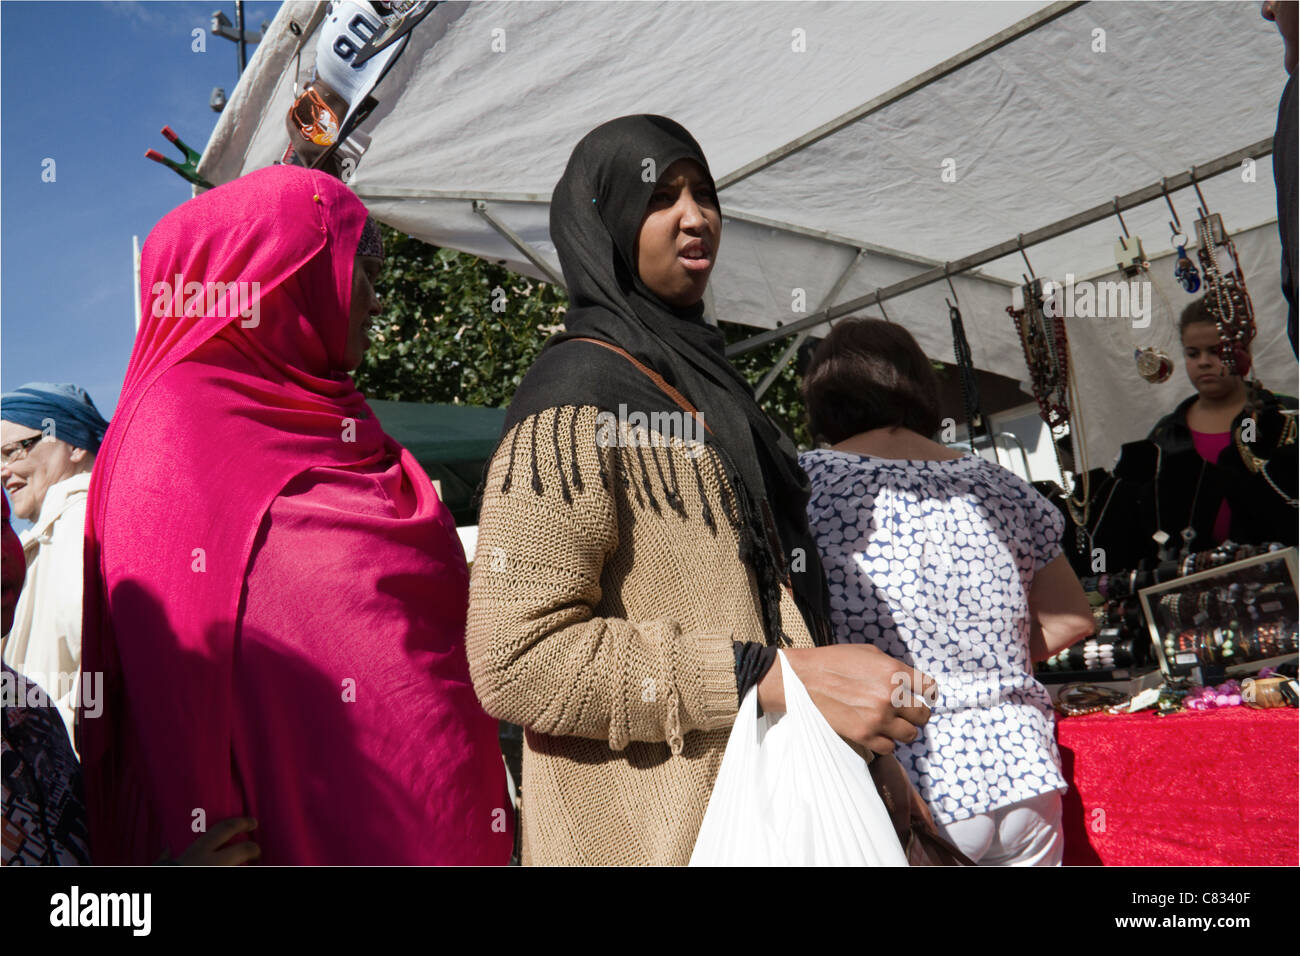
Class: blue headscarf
1,382,110,453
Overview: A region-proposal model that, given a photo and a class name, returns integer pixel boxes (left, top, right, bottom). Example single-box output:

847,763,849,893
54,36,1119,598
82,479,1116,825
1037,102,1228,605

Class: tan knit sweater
467,405,814,865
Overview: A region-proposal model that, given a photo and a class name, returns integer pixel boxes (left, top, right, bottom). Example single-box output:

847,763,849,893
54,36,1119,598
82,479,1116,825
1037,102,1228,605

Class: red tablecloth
1056,707,1298,866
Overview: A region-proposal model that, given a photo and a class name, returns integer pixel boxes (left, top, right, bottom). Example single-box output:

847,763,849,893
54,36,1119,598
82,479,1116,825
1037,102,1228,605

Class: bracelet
1056,683,1131,717
1242,676,1287,708
1161,593,1181,630
1257,622,1281,656
1112,639,1135,667
1218,627,1236,660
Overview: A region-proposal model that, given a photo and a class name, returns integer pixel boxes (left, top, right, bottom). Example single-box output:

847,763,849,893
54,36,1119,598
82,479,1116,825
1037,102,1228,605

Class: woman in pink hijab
80,165,512,865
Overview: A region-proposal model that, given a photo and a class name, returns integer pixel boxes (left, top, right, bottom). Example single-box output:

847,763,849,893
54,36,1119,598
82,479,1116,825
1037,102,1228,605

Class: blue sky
1,0,277,416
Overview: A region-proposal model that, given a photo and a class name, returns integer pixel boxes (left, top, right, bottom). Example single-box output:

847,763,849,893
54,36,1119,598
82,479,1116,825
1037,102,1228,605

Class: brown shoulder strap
569,336,713,435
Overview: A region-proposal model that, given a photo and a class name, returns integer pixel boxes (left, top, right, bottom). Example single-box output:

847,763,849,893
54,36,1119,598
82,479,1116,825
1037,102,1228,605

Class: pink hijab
81,165,510,864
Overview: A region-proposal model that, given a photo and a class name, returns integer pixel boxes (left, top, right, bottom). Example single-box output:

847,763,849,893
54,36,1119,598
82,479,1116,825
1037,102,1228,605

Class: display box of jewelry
1038,576,1158,686
1042,669,1164,707
1139,547,1298,680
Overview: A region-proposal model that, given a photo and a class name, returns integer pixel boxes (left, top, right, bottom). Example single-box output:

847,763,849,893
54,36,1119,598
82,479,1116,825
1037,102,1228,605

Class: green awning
369,400,506,465
368,400,507,524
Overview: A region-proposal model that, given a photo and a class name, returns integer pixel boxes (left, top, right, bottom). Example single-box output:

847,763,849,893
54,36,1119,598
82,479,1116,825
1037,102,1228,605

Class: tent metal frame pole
471,199,565,286
753,250,866,399
753,333,809,400
358,187,550,203
715,0,1085,191
723,207,1017,286
357,188,1018,289
726,137,1274,358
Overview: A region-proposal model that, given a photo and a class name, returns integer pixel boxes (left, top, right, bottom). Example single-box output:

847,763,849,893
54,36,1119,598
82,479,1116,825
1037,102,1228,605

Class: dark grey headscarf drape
496,115,831,649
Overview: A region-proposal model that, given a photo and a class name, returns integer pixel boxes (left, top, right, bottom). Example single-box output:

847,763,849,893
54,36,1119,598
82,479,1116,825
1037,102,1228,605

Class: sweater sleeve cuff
733,642,779,706
694,631,741,729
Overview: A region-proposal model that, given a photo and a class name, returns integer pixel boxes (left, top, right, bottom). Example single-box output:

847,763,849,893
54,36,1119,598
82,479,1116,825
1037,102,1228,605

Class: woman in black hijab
467,115,934,865
507,116,831,656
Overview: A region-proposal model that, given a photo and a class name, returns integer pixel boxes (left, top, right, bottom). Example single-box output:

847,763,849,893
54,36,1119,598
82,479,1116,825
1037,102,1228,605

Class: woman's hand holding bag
758,643,935,754
690,651,913,866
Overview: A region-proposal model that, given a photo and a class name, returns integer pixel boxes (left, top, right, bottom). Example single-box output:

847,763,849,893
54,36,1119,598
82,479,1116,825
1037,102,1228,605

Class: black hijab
497,115,832,648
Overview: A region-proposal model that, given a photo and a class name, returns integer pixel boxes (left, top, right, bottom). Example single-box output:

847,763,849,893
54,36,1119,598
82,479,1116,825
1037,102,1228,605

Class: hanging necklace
1151,443,1172,556
1195,213,1256,375
1055,351,1097,552
1007,278,1071,434
1261,465,1298,509
950,301,985,453
1009,277,1074,498
1009,280,1101,549
1179,459,1208,558
1234,408,1299,509
1131,257,1175,383
1083,475,1121,555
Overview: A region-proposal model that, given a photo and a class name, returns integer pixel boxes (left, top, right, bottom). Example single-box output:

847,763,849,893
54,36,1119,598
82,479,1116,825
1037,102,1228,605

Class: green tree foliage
720,323,812,448
354,226,568,408
356,226,814,447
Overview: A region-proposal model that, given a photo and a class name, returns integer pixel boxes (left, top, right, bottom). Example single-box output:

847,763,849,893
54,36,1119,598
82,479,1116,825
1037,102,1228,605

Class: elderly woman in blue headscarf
1,382,110,746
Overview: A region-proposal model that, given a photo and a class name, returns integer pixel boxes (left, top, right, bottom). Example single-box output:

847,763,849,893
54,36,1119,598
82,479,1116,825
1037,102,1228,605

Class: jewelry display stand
1139,547,1298,681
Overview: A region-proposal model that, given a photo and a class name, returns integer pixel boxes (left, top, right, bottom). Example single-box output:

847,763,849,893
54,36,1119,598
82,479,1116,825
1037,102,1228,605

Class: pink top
81,166,510,864
1190,429,1232,544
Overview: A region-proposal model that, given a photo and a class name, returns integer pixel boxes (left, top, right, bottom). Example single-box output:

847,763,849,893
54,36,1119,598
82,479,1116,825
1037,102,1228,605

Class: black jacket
1143,386,1297,556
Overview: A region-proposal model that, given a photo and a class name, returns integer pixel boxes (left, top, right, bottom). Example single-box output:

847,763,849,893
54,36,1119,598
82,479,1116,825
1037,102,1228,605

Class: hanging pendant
1135,347,1174,384
1153,528,1171,562
1173,235,1201,293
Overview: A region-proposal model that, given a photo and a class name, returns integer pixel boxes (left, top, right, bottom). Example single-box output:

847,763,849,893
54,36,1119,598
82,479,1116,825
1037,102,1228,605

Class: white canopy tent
198,0,1298,471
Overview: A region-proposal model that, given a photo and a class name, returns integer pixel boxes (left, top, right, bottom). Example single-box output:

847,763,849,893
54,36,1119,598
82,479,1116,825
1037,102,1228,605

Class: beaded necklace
1009,279,1095,546
1195,215,1255,376
1007,279,1071,433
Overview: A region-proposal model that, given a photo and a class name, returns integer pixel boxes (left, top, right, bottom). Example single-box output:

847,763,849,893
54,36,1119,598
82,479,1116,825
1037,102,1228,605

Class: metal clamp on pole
472,200,565,287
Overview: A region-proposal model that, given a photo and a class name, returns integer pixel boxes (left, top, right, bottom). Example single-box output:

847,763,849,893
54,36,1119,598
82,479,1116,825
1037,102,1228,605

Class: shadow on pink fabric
80,164,512,864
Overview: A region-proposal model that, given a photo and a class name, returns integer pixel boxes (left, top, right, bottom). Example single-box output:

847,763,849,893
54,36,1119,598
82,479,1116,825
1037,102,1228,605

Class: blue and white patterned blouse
799,448,1068,824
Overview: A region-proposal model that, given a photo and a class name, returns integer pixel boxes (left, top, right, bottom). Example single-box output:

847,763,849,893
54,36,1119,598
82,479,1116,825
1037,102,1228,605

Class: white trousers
936,791,1064,866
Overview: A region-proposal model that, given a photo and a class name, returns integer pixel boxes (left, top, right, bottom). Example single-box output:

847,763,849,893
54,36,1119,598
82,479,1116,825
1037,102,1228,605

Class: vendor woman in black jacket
1143,296,1297,558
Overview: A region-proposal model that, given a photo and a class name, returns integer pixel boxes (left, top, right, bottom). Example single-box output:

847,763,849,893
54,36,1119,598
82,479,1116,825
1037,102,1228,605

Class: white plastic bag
689,650,909,866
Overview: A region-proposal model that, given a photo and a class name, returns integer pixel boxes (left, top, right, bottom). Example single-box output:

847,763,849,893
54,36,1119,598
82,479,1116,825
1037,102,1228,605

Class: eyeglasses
0,435,43,466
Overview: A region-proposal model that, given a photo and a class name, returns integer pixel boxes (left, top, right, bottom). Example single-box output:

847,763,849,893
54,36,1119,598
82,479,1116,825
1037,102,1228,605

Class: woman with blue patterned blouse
798,318,1094,866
